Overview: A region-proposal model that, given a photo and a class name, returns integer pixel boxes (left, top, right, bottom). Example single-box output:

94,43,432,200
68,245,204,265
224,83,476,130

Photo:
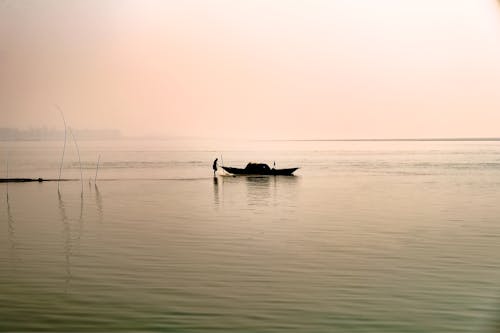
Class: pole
220,154,225,175
95,154,101,184
6,150,9,199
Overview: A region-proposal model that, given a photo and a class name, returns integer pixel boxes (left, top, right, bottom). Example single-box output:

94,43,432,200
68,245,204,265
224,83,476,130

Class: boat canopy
245,163,271,172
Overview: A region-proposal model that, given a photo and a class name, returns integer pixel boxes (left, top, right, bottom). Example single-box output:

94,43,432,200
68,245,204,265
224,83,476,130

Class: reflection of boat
221,163,298,176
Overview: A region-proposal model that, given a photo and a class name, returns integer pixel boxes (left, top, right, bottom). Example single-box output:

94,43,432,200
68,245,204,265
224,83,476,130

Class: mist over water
1,139,500,332
3,0,500,331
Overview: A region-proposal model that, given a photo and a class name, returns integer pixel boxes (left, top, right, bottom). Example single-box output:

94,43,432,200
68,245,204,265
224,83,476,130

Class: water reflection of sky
3,141,500,332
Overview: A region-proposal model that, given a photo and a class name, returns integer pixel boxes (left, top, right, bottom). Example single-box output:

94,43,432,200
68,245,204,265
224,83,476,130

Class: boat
221,163,299,176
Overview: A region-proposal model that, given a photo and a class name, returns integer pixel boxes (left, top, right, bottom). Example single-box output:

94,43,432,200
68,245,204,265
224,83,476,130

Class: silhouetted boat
221,163,298,176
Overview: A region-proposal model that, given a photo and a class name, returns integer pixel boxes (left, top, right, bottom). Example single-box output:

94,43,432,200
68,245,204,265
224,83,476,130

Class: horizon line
269,137,500,142
1,135,500,142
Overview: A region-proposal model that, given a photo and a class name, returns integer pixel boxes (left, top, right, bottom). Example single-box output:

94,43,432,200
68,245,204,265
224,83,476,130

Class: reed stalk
56,106,67,193
69,128,83,196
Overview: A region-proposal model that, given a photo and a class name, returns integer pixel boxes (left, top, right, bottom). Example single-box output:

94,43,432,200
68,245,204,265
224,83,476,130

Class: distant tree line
0,127,122,141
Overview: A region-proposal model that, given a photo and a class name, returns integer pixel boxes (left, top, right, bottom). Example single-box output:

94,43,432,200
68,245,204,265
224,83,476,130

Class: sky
1,0,500,139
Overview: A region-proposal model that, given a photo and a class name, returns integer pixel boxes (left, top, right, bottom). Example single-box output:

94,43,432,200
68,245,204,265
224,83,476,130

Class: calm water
1,139,500,332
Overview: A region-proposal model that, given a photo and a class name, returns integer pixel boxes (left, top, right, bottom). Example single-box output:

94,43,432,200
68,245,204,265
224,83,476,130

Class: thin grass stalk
70,128,83,196
56,106,67,193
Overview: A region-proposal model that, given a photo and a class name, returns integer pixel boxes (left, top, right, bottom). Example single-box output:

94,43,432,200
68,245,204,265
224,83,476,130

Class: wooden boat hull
221,166,298,176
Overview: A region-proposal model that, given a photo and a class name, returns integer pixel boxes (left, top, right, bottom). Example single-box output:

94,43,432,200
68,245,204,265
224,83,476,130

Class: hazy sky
1,0,500,139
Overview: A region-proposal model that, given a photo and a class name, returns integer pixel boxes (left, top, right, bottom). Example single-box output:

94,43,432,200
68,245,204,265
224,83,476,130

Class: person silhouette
213,158,218,177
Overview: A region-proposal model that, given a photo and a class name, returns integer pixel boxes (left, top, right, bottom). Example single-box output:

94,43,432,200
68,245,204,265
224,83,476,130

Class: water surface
1,139,500,332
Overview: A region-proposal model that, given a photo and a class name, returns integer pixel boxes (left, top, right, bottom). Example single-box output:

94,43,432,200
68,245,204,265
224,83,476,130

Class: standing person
212,158,218,177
